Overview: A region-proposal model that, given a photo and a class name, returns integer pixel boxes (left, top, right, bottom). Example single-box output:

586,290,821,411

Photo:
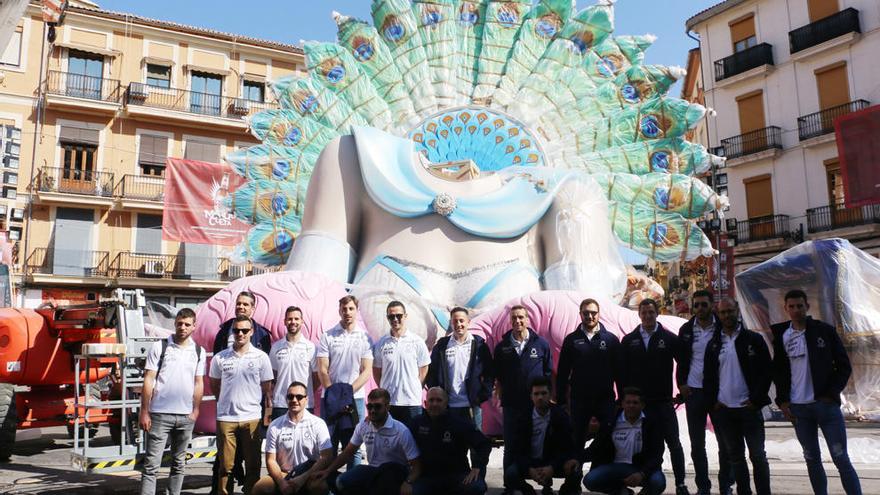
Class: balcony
789,8,860,55
797,99,869,142
45,70,122,113
736,215,791,244
114,174,165,210
714,43,774,82
720,126,783,161
25,248,111,282
806,203,880,234
34,166,115,207
124,83,278,129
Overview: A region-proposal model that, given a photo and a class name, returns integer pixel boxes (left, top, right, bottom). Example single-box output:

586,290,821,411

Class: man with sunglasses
676,289,732,495
212,291,272,355
270,306,317,420
316,388,422,495
373,301,431,425
556,298,620,454
209,315,274,495
253,382,333,495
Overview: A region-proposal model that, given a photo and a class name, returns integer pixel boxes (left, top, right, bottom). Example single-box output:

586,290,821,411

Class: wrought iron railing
26,247,111,277
125,82,277,119
719,126,782,159
114,174,165,202
36,166,115,197
219,259,283,281
789,8,861,54
736,215,791,243
714,43,774,81
111,252,183,279
46,70,122,103
806,203,880,233
797,99,869,141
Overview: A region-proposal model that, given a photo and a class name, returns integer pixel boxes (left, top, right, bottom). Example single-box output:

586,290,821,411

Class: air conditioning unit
227,264,246,279
128,82,149,101
143,260,165,276
230,98,250,116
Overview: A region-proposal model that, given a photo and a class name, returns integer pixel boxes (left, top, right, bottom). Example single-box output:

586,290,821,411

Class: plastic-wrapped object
735,238,880,417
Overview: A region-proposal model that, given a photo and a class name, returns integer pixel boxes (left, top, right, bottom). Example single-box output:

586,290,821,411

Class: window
242,80,265,103
826,159,845,205
730,15,757,53
67,50,104,99
8,227,21,241
0,29,22,67
146,63,171,88
135,214,163,255
808,0,838,23
138,134,168,176
816,62,850,111
190,72,222,115
59,125,100,191
744,174,773,219
3,172,17,186
3,186,15,199
10,208,23,221
184,140,221,163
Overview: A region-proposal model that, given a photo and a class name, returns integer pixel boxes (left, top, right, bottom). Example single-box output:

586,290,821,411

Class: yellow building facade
0,1,304,308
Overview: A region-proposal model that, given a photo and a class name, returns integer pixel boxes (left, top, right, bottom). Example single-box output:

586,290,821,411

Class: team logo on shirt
657,340,666,349
418,426,430,435
530,348,538,358
599,341,607,350
816,337,826,348
748,345,756,357
442,431,452,443
574,339,586,345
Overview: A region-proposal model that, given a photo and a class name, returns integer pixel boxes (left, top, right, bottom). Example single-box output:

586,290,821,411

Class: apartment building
0,1,303,308
685,0,880,272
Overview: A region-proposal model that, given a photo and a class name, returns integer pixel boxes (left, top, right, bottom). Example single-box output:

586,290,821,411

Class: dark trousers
570,397,615,452
390,405,423,425
335,462,408,495
715,406,771,495
583,463,666,495
645,400,686,486
501,405,522,488
412,471,487,495
686,388,733,493
503,458,581,494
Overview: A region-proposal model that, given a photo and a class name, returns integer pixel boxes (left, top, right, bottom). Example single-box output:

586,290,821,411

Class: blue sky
99,0,720,94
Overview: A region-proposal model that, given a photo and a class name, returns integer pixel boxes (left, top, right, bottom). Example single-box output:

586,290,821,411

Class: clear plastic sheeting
735,238,880,418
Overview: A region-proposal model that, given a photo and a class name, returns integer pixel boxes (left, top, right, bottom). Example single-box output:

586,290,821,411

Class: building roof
57,2,305,55
686,0,751,31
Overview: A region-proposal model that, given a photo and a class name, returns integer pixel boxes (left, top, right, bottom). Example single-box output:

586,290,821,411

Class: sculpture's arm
284,136,364,283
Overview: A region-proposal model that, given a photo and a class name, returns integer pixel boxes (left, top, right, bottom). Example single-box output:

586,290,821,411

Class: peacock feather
227,0,724,265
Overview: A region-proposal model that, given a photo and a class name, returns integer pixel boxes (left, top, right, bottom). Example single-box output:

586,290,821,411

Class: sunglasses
232,327,253,334
366,403,385,411
386,314,404,321
286,393,307,401
692,302,710,309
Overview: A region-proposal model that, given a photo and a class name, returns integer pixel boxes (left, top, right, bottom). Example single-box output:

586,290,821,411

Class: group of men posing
138,289,862,495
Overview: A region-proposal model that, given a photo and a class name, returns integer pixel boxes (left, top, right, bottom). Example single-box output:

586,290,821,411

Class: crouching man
253,381,333,495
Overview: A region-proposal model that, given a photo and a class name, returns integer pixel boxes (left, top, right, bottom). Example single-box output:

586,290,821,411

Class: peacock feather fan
226,0,724,265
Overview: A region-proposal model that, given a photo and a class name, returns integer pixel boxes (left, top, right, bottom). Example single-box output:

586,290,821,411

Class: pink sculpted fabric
193,272,685,435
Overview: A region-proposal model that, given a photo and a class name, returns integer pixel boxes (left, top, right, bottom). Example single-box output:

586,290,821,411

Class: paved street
2,422,880,494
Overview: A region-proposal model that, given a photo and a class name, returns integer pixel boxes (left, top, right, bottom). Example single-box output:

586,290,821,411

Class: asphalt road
2,423,880,494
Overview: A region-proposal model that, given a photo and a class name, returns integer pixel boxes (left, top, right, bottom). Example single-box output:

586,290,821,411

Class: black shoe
559,480,582,495
675,485,691,495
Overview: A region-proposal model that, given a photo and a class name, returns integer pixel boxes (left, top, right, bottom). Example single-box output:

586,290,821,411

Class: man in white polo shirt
140,308,205,495
316,295,373,466
253,381,333,495
316,388,422,495
209,315,274,495
373,300,431,425
270,306,317,419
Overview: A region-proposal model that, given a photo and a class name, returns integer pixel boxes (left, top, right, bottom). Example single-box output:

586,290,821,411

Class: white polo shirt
209,345,274,422
639,326,656,349
783,325,815,404
445,335,473,407
269,336,317,407
687,317,716,388
530,407,551,459
373,332,431,406
264,410,331,473
316,324,374,399
350,415,420,467
145,337,206,415
612,412,644,464
718,329,750,408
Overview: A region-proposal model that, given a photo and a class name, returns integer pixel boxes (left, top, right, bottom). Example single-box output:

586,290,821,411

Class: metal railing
125,82,277,119
219,259,283,281
789,8,861,54
36,166,115,197
114,174,165,202
111,252,183,279
714,43,774,81
797,99,869,141
719,126,782,159
26,247,111,277
806,203,880,234
736,215,791,243
46,70,122,103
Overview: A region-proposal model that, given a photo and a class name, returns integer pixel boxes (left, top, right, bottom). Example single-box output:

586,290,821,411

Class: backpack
156,339,203,376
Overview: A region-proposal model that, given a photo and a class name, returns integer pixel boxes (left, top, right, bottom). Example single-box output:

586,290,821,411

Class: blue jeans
686,388,733,493
412,471,487,495
645,401,686,486
324,397,364,469
140,413,195,495
390,405,423,425
715,406,770,495
448,405,484,432
790,402,862,495
583,463,666,495
336,462,408,495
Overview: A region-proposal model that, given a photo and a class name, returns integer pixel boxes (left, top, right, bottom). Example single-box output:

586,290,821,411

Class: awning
142,56,175,66
184,64,230,76
54,41,120,58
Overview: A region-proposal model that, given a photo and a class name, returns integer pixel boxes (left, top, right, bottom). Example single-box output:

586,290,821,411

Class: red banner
162,158,249,245
836,104,880,208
